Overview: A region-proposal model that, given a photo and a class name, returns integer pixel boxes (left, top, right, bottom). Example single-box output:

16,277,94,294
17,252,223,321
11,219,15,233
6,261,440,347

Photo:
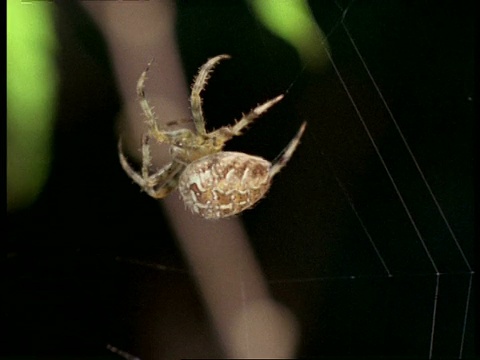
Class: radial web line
334,174,392,277
458,274,473,358
323,44,440,359
428,274,440,359
328,0,439,273
324,47,439,273
339,18,474,358
342,23,473,273
321,151,391,277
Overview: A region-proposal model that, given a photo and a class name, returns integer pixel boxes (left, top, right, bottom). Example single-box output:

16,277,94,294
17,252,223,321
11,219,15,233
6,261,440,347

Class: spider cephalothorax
119,54,306,219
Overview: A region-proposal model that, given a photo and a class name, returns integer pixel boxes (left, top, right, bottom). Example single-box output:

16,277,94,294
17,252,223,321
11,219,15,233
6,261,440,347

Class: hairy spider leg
230,95,284,135
141,133,152,180
141,132,185,198
269,121,307,177
208,94,284,146
137,62,197,146
190,54,231,136
118,140,146,187
118,140,184,199
147,161,184,198
137,59,159,133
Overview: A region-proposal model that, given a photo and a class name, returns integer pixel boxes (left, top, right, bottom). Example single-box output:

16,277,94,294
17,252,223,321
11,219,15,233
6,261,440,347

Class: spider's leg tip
209,54,231,64
292,122,307,143
300,121,307,133
146,57,155,69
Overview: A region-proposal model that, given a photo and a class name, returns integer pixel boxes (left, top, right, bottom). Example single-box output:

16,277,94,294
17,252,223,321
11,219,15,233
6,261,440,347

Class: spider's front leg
190,54,231,135
137,61,197,146
209,94,284,145
137,59,159,134
230,94,284,135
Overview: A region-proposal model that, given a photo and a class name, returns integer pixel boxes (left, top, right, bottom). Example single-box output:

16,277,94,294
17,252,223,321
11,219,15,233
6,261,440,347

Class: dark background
5,1,476,359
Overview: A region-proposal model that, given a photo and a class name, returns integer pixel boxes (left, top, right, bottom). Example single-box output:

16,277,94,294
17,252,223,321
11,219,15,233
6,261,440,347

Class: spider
119,54,306,219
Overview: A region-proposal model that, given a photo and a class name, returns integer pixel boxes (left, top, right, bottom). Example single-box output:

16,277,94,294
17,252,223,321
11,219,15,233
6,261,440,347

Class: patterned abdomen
178,151,272,219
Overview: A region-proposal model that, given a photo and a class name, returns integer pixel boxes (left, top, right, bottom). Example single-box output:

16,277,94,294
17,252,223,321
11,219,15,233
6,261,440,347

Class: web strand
324,45,439,274
117,2,473,358
334,4,473,357
246,1,466,356
319,150,392,277
314,4,446,356
324,43,441,359
332,173,392,277
341,23,473,274
458,273,474,359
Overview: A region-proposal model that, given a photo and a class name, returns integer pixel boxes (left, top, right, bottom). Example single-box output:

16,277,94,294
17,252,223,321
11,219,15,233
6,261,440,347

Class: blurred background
6,0,475,359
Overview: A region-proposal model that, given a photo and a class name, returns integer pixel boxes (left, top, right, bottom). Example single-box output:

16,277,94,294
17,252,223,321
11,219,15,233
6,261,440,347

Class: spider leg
190,54,231,135
230,94,284,135
118,139,148,188
141,133,152,180
209,94,284,145
149,161,184,199
137,59,159,133
269,121,307,177
118,139,182,199
137,61,197,145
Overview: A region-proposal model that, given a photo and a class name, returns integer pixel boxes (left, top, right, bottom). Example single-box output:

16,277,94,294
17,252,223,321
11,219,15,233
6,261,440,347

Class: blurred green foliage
7,0,58,211
249,0,329,71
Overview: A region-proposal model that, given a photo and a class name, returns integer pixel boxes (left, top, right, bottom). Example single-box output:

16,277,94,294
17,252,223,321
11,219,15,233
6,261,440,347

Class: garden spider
119,54,306,219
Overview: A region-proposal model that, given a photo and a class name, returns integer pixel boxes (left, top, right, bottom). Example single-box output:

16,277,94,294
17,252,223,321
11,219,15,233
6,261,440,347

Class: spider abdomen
178,151,272,219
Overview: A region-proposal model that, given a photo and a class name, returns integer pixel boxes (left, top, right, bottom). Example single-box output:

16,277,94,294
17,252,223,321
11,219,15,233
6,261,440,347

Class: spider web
113,1,474,358
246,1,474,358
5,1,474,359
106,1,474,358
174,1,474,358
